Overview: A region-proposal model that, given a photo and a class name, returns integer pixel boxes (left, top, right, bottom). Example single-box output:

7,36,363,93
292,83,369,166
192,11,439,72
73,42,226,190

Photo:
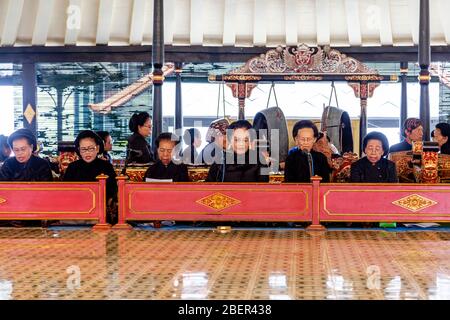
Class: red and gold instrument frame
0,175,110,230
113,176,313,229
318,183,450,222
114,176,450,230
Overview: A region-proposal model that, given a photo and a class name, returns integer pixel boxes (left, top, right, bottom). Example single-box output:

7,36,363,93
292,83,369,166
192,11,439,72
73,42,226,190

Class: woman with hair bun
64,130,117,202
127,112,154,164
350,131,398,183
433,122,450,155
0,128,52,181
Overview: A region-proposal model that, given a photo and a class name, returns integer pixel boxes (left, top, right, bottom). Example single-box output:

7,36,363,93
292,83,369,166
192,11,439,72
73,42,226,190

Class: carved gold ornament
24,104,36,124
196,193,241,211
392,194,437,212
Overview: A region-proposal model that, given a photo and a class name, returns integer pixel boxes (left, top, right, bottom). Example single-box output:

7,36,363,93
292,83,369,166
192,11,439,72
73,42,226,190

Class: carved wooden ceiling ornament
231,44,378,75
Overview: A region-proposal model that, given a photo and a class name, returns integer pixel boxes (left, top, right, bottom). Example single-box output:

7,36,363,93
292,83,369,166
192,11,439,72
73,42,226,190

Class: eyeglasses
366,147,383,153
297,137,314,143
158,148,173,154
13,146,31,154
79,146,97,153
233,138,250,144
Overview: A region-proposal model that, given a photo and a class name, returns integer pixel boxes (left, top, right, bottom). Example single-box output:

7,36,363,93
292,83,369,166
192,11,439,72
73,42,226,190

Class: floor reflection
0,228,449,299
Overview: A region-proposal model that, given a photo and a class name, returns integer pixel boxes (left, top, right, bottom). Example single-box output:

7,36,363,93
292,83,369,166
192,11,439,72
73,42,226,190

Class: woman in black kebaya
0,128,52,181
63,130,117,201
350,131,398,183
126,112,154,164
284,120,331,183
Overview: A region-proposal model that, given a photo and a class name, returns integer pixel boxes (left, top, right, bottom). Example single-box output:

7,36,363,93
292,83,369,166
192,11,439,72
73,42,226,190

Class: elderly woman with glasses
284,120,331,183
350,131,398,183
63,131,117,218
0,128,52,181
144,132,190,182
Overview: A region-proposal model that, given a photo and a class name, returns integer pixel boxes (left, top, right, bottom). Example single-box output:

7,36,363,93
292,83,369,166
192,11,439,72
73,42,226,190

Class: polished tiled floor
0,227,449,300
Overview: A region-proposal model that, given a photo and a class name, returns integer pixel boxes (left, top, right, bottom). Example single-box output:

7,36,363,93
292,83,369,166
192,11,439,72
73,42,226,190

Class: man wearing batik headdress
197,118,230,165
389,117,424,153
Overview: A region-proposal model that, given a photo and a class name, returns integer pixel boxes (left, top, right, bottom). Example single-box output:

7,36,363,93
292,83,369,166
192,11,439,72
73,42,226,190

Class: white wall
0,86,15,135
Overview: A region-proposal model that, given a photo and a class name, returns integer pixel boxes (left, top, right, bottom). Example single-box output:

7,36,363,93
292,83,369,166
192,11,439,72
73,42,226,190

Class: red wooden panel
319,184,450,222
123,183,312,222
0,182,100,219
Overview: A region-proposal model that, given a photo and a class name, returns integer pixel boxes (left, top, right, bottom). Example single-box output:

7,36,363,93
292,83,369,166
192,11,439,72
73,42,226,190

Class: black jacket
63,158,118,200
389,140,412,153
180,146,198,165
350,157,398,183
197,142,223,165
127,133,154,164
441,142,450,155
284,150,331,183
144,160,190,182
0,156,53,181
206,151,269,182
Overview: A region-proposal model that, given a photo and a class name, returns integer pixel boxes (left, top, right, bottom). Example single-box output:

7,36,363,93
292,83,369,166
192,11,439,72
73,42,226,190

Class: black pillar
357,82,369,156
238,82,246,120
74,90,80,135
419,0,431,139
56,88,63,142
400,62,408,139
93,83,105,130
175,62,183,131
22,62,37,135
82,88,92,129
151,0,164,151
359,97,368,156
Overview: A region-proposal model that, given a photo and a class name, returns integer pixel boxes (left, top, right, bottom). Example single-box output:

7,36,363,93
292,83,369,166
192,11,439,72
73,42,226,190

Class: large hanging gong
253,106,289,163
321,106,353,154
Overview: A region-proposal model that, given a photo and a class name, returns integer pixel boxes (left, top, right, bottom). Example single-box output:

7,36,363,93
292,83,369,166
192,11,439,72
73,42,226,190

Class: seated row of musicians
124,113,448,175
144,120,270,182
145,119,399,184
0,122,398,186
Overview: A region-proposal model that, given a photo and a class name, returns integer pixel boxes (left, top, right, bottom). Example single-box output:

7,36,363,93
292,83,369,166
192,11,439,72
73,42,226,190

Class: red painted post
306,175,326,231
93,174,111,230
112,175,132,230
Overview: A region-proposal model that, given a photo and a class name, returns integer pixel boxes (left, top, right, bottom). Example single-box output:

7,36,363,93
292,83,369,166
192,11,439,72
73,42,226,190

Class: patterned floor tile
0,228,449,299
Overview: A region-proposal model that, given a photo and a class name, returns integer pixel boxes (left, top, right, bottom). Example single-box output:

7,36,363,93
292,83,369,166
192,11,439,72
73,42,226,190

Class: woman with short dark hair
434,122,450,155
64,130,117,206
350,131,398,183
180,128,202,165
0,134,11,163
144,132,189,182
206,120,269,182
284,120,331,183
96,130,113,163
0,128,52,181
